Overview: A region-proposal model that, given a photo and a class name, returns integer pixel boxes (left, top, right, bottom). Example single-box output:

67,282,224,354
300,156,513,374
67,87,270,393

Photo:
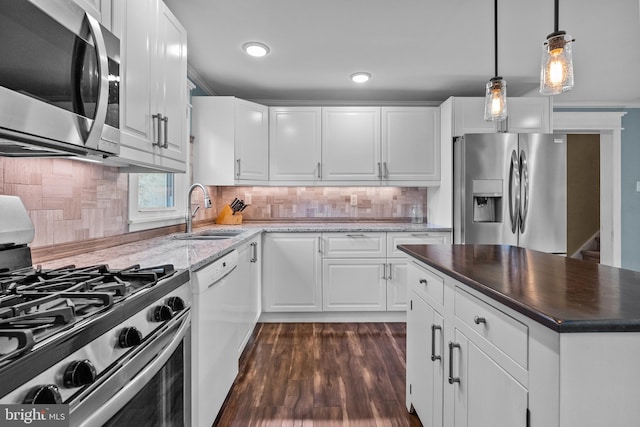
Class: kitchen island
399,244,640,427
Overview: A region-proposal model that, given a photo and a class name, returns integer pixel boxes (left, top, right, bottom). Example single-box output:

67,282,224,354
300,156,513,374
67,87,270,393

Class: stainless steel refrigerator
453,133,567,254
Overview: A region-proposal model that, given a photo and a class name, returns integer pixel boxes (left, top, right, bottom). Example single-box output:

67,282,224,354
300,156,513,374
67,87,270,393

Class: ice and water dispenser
472,179,503,223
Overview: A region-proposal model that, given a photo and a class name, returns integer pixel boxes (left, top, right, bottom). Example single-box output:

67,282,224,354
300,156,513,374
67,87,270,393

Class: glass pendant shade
484,77,508,121
540,31,574,95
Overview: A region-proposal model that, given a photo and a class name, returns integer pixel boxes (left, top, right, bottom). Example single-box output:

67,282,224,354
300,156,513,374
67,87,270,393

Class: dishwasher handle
207,265,238,289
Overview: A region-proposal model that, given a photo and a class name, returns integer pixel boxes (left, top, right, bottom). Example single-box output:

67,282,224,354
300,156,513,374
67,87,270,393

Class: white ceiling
164,0,640,106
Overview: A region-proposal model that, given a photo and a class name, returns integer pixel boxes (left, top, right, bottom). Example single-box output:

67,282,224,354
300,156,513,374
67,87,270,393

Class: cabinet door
269,107,322,181
453,98,496,137
451,330,528,427
235,99,269,181
155,2,187,165
322,258,387,311
407,293,444,426
322,107,381,181
387,259,408,311
382,107,440,182
263,233,322,312
119,0,157,153
236,238,261,354
506,98,552,133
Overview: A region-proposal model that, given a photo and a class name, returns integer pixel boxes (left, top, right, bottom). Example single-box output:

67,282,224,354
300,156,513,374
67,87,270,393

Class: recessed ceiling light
242,42,270,57
350,72,371,83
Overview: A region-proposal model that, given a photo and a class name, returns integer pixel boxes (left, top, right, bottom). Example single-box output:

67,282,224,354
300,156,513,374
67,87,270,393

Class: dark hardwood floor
214,322,423,427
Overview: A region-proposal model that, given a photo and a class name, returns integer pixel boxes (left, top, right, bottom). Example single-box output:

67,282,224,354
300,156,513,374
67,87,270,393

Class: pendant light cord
554,0,559,32
494,0,498,77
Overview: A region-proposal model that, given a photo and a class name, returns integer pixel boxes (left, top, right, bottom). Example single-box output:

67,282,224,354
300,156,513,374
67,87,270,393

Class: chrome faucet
186,183,212,233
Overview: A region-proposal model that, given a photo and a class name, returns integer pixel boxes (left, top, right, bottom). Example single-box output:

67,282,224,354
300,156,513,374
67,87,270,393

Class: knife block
215,205,243,225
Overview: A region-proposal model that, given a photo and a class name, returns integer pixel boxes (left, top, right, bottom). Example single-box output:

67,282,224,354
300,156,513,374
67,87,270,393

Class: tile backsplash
0,158,128,247
204,186,428,222
1,157,429,248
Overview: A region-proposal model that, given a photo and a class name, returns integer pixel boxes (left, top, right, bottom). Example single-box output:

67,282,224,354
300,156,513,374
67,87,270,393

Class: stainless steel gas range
0,196,192,426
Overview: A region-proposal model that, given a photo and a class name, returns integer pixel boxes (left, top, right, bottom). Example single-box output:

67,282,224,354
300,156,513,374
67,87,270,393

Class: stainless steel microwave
0,0,120,157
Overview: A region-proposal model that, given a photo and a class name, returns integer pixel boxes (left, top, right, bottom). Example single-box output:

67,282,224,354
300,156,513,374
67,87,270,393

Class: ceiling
164,0,640,106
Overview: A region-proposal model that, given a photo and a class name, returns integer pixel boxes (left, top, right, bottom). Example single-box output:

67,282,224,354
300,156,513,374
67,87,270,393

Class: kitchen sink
172,230,245,241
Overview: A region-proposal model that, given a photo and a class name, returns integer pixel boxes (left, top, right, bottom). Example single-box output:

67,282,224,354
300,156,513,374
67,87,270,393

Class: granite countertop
398,244,640,333
41,222,450,272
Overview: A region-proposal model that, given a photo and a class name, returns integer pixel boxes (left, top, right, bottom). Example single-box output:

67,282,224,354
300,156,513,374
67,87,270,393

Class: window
128,172,187,232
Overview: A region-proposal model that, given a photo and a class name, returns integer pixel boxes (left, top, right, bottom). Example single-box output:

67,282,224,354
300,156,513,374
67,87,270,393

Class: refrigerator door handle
519,150,529,233
508,150,520,234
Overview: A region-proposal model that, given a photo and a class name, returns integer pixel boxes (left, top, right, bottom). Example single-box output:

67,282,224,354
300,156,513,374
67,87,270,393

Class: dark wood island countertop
398,244,640,333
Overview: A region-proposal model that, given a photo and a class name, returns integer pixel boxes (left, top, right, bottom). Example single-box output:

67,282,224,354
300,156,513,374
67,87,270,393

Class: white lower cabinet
407,259,529,427
263,231,451,314
263,233,322,312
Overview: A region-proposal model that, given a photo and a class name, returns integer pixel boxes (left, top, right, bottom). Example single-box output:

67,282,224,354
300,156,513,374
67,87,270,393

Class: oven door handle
76,311,191,427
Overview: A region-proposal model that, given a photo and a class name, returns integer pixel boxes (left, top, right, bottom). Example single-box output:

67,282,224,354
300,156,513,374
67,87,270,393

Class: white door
382,107,440,181
235,99,269,181
322,107,381,181
387,259,408,311
407,293,444,426
263,233,322,311
156,2,187,164
119,0,156,153
322,258,387,311
452,330,528,427
269,107,322,181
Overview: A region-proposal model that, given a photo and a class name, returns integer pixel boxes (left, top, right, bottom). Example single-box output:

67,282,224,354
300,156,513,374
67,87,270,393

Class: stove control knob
23,384,62,404
167,296,185,312
64,360,97,388
153,304,174,322
119,327,142,348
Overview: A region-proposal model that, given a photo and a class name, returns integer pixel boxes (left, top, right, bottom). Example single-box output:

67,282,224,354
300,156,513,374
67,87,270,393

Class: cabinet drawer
322,232,386,258
407,261,444,306
454,288,528,368
387,231,450,258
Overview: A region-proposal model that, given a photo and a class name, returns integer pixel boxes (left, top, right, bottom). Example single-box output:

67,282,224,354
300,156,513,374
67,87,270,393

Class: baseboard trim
258,311,406,323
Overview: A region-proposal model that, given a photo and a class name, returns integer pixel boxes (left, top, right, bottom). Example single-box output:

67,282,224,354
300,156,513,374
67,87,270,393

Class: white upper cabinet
192,97,268,185
382,107,440,182
269,107,322,182
117,0,187,173
321,107,381,182
450,97,552,136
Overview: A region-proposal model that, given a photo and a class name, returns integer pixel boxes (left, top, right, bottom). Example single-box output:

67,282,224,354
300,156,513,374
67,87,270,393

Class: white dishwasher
191,250,239,427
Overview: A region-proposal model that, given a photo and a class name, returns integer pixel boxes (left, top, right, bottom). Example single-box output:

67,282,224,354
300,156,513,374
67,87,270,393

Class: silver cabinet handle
236,158,241,178
410,233,432,237
387,263,392,280
431,325,442,361
474,316,486,325
162,116,169,148
250,241,258,263
382,263,387,280
377,162,382,179
419,278,427,285
152,113,163,147
318,236,322,254
383,162,389,179
317,162,321,179
448,342,461,384
346,234,366,238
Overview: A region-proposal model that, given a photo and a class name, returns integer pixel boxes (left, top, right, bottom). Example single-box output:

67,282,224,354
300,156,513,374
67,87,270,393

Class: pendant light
484,0,507,122
539,0,575,95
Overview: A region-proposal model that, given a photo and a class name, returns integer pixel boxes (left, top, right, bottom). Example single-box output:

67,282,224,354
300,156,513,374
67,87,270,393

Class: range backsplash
0,158,128,247
203,186,428,222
